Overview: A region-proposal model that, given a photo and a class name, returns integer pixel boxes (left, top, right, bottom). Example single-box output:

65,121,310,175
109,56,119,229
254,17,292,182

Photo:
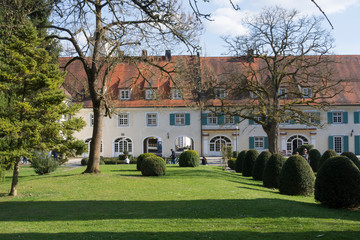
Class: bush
263,153,286,189
309,149,321,172
30,152,58,175
319,150,338,169
232,151,239,158
252,151,271,181
119,154,133,162
315,156,360,208
340,152,360,170
235,150,247,173
242,149,259,177
103,157,121,164
279,155,315,196
178,150,200,167
137,153,156,171
228,158,236,170
141,155,166,176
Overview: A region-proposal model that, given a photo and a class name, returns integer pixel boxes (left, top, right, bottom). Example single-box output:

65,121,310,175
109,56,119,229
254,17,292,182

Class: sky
194,0,360,56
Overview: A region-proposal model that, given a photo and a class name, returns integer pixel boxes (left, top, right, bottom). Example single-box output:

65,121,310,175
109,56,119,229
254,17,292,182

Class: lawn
0,164,359,240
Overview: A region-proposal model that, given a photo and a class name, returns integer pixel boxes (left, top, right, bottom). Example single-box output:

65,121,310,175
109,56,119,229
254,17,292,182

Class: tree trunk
9,159,20,196
264,122,280,154
83,106,103,174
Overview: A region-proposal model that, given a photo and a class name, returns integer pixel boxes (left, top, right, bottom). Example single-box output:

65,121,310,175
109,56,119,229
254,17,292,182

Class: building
61,53,360,158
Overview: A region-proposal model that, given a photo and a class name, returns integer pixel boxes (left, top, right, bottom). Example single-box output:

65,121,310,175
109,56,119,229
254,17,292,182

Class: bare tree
45,0,201,173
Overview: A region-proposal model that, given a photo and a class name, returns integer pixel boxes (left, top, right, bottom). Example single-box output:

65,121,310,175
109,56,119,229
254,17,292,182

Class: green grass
0,164,359,240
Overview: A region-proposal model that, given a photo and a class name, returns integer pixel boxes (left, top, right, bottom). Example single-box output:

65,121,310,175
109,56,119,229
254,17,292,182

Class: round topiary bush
252,151,271,181
137,153,156,171
235,150,247,173
81,158,88,166
315,156,360,208
178,150,200,167
141,155,166,176
242,149,259,177
279,155,315,196
227,158,236,170
263,153,286,189
319,150,338,169
308,149,321,172
341,152,360,170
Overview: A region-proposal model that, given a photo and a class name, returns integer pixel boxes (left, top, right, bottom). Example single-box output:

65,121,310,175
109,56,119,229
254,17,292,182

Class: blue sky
195,0,360,56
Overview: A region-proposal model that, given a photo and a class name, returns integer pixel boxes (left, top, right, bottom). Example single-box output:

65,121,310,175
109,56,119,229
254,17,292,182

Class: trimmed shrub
242,149,259,177
235,150,247,173
315,156,360,208
30,152,58,175
309,149,321,172
341,152,360,170
319,150,338,169
81,158,88,166
232,151,239,158
279,155,315,196
141,155,166,176
228,158,236,170
137,153,156,171
263,153,286,189
178,150,200,167
252,151,272,181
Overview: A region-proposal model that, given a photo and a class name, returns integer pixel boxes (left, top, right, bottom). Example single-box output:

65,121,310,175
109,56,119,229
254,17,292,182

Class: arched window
287,135,309,154
114,137,132,155
209,136,232,153
84,138,102,157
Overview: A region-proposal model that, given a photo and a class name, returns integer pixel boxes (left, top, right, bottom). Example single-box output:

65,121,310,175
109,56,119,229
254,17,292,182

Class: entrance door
144,137,162,156
287,135,309,154
209,136,232,156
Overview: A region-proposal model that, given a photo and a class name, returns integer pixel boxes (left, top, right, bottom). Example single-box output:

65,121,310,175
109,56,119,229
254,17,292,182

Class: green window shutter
202,113,207,125
170,114,175,125
328,136,334,150
185,113,190,125
249,119,254,125
234,116,240,124
218,115,224,125
354,112,360,124
290,119,295,124
344,136,349,152
264,137,269,149
249,137,254,149
343,112,348,124
327,112,333,124
355,136,360,155
315,112,321,124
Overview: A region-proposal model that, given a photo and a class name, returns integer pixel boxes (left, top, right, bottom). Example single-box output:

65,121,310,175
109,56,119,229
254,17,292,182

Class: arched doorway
287,135,309,154
209,136,232,156
84,138,103,157
114,137,133,157
143,137,162,156
174,136,194,152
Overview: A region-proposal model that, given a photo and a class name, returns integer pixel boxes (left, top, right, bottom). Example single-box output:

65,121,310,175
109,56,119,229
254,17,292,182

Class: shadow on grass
0,230,359,240
0,198,358,222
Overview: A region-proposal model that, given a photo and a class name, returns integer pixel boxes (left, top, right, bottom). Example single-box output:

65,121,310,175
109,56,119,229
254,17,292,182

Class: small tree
242,149,259,177
235,150,247,173
309,149,321,172
263,153,286,189
252,151,271,181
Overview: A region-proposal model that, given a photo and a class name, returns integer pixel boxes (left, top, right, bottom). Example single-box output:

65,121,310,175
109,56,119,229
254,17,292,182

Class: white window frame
172,89,182,99
279,88,287,99
90,113,94,127
254,137,265,149
145,89,157,100
225,115,234,124
215,88,226,99
175,113,186,125
207,113,218,125
120,89,131,100
333,136,343,153
333,111,343,124
146,113,158,127
250,91,258,99
117,113,129,127
302,87,312,98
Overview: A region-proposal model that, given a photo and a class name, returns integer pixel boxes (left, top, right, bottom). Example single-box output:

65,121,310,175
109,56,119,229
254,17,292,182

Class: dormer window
172,89,182,99
302,87,312,98
215,88,226,99
145,89,157,100
120,89,131,100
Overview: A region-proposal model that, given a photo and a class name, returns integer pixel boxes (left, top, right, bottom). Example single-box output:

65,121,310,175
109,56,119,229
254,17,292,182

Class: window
145,89,157,100
225,115,234,124
146,113,158,126
114,137,132,154
307,112,320,124
215,88,226,99
254,137,265,149
84,138,102,154
172,89,182,99
120,89,130,100
333,112,343,123
279,88,287,99
209,136,232,152
207,113,218,125
302,87,312,98
334,136,343,153
90,113,94,127
175,113,185,125
118,113,129,127
250,91,258,99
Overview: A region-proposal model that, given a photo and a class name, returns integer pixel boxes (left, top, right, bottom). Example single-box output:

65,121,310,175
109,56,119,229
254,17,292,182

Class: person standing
170,149,176,164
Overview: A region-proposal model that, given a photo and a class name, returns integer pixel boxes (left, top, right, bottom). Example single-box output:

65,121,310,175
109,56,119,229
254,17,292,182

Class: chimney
165,50,171,61
142,50,147,58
